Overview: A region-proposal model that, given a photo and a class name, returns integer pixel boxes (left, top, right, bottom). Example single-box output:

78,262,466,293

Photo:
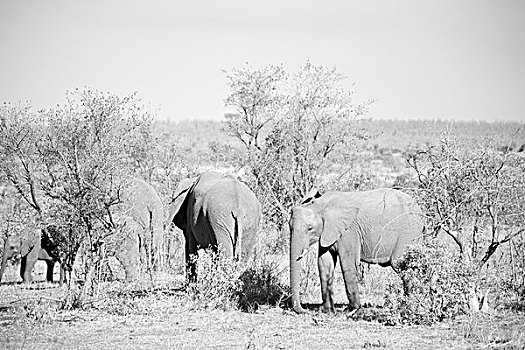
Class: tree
406,133,525,267
0,89,153,305
224,62,372,230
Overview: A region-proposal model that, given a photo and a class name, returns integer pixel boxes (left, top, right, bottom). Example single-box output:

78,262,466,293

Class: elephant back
121,178,163,228
346,188,423,262
204,174,260,224
193,172,261,260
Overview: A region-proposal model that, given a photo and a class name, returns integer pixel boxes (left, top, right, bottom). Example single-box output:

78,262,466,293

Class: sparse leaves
406,133,525,266
224,62,372,228
0,89,154,306
386,240,477,325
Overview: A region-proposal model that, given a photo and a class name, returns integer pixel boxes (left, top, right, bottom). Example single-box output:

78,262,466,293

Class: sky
1,0,524,122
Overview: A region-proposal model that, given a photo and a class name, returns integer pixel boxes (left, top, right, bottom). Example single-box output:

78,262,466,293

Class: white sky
1,0,524,122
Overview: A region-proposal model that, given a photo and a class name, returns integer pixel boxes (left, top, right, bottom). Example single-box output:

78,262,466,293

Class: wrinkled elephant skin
289,188,424,313
168,171,261,281
115,178,164,281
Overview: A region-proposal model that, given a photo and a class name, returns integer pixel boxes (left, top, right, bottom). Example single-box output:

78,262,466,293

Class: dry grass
2,259,524,349
0,285,484,350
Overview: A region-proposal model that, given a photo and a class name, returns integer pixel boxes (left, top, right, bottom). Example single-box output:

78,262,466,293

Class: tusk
296,248,309,261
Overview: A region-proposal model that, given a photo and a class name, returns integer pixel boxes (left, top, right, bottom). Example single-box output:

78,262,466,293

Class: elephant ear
320,206,359,248
300,188,322,204
166,177,196,228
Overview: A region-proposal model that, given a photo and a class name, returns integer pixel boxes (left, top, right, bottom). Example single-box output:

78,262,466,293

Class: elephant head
0,234,22,282
289,188,423,314
289,190,359,313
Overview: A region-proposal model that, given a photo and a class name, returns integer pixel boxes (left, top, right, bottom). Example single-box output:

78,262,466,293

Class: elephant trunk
0,254,7,283
290,222,308,314
0,245,8,283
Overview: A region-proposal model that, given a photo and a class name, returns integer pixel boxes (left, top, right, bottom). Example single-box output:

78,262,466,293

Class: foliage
224,62,372,229
0,90,154,306
236,264,287,312
499,234,525,310
385,240,477,325
406,132,525,266
137,124,191,199
184,249,286,312
186,250,243,310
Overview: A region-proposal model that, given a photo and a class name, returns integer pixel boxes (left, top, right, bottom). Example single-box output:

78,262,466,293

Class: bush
385,240,478,325
237,264,287,312
185,250,243,310
185,249,287,312
499,235,525,311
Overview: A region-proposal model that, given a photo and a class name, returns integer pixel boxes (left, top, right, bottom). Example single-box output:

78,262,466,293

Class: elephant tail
232,212,242,261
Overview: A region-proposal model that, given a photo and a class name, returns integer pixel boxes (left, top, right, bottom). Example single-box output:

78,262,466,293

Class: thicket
0,90,157,306
382,133,525,324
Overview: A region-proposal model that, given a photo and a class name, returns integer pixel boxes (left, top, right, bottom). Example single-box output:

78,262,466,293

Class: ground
1,280,523,350
0,298,468,350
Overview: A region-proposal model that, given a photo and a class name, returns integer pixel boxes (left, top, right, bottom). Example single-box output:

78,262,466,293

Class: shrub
185,249,287,312
385,240,478,325
185,250,243,310
499,235,525,311
236,264,287,312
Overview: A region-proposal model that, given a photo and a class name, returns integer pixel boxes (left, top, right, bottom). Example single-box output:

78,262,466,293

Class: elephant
167,171,262,281
0,226,65,284
112,178,165,281
289,188,424,314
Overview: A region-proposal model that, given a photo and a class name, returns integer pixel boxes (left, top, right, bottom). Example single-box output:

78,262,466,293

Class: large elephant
0,227,65,284
289,188,424,313
113,178,165,281
167,171,261,281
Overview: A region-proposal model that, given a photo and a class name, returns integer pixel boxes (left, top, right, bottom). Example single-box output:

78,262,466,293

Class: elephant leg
23,242,42,283
21,256,37,284
318,245,338,313
212,224,234,260
59,265,66,285
185,233,198,283
391,260,411,296
20,256,27,281
119,235,141,282
45,260,55,282
339,247,361,312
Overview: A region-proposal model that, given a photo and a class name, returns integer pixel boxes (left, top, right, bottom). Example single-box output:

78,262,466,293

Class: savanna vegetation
1,63,524,349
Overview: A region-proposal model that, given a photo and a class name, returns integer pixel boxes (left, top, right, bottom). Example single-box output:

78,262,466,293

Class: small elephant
167,171,261,281
0,227,65,284
289,188,424,313
114,178,165,281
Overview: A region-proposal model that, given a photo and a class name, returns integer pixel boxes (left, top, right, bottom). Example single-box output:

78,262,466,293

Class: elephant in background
289,188,424,313
0,227,65,284
167,171,261,281
113,178,165,281
0,186,66,284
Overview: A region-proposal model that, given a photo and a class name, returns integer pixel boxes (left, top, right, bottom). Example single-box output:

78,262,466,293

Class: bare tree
407,133,525,267
224,62,373,230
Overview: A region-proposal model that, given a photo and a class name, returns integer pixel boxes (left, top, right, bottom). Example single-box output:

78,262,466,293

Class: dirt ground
0,305,470,350
2,283,523,350
1,262,523,350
